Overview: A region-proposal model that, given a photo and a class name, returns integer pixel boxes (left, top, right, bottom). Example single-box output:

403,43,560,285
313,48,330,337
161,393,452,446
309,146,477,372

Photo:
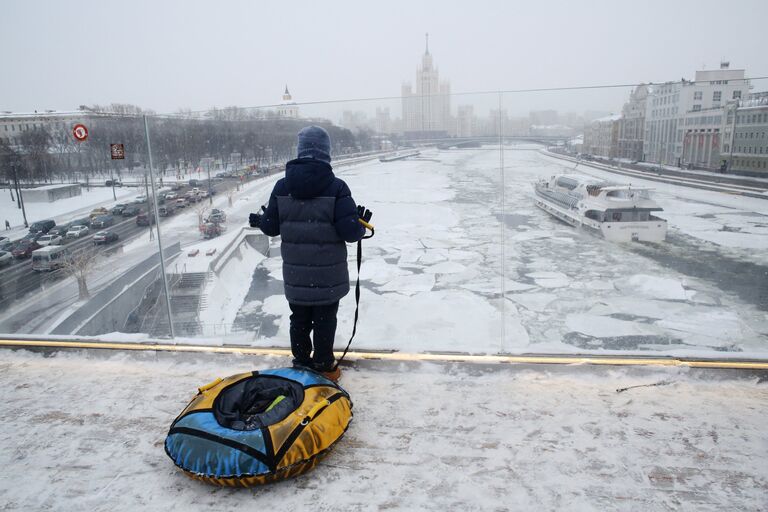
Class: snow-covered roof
592,113,621,123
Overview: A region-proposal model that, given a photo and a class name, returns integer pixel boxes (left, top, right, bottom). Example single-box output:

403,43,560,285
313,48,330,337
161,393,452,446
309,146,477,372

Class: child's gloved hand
249,205,266,228
357,205,373,223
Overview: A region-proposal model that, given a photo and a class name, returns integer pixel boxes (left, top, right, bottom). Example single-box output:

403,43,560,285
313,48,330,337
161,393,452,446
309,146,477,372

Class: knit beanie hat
296,125,332,163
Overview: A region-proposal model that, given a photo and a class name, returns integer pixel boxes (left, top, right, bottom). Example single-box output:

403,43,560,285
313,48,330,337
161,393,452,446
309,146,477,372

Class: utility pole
207,160,213,205
11,160,28,228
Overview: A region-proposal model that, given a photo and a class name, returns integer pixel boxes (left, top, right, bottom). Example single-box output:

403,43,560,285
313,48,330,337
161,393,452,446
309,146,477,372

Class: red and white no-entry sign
73,124,89,142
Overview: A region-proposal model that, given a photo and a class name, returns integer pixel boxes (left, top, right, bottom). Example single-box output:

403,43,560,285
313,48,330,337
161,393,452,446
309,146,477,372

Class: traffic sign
73,124,89,142
110,143,125,160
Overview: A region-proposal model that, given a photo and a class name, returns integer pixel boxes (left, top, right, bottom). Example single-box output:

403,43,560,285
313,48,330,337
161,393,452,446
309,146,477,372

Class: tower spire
425,32,429,55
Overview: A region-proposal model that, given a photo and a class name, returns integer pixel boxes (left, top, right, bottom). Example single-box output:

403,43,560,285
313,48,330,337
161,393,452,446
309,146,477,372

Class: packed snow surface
0,350,765,511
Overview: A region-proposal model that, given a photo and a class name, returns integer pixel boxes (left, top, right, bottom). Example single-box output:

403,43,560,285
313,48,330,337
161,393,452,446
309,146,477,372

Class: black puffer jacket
259,158,365,305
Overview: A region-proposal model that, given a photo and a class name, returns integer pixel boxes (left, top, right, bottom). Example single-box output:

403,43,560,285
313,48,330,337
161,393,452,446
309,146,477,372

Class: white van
31,245,69,271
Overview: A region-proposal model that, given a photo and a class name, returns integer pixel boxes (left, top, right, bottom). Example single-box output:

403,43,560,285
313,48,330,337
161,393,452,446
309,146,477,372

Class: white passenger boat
533,174,667,242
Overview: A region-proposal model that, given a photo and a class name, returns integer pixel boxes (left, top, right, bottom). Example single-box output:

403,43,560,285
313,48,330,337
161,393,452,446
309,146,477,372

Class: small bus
31,245,69,271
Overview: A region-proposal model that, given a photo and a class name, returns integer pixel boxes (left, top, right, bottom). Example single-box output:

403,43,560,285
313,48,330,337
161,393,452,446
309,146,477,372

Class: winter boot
320,366,341,383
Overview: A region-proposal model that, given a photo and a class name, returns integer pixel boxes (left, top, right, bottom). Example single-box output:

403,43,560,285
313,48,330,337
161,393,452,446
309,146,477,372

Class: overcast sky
2,0,767,119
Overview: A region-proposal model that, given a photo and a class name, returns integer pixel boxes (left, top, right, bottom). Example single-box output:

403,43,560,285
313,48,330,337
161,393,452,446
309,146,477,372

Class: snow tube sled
164,367,353,487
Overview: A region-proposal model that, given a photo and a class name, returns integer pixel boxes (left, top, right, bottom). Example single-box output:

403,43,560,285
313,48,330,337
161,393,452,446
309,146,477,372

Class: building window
694,91,703,100
693,105,701,112
713,91,722,102
733,91,742,99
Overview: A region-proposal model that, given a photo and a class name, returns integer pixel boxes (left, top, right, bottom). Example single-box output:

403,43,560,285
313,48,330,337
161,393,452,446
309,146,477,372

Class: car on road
175,198,188,208
121,205,141,217
37,234,63,247
164,192,178,201
0,236,8,244
158,204,175,216
89,207,110,219
72,217,92,228
0,250,12,266
91,215,115,228
11,240,41,259
47,223,73,238
185,191,200,203
0,240,14,252
105,180,123,187
111,204,129,215
31,245,70,271
28,219,56,234
21,232,45,243
93,230,119,245
136,211,156,226
189,179,200,187
66,225,90,239
207,209,227,224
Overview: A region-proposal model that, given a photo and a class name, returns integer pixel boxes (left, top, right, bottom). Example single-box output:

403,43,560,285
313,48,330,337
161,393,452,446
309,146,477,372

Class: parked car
121,205,141,217
28,219,56,234
89,207,110,219
36,234,63,247
93,230,119,245
0,236,8,244
111,204,128,215
11,240,41,259
66,225,90,239
0,240,14,252
136,211,156,226
175,198,188,208
158,204,175,217
0,250,12,266
91,215,115,228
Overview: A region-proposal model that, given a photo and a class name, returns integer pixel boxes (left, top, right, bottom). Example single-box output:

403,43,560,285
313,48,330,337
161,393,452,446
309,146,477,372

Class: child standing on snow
250,125,372,381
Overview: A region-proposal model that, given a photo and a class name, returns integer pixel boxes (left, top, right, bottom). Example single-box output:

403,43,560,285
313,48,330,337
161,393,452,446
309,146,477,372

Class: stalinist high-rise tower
401,34,451,137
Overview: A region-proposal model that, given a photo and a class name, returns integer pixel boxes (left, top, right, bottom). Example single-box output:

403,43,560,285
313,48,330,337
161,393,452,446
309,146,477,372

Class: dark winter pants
289,301,339,371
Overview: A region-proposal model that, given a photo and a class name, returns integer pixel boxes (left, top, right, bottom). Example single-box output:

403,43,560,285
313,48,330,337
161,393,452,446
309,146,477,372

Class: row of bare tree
2,104,361,186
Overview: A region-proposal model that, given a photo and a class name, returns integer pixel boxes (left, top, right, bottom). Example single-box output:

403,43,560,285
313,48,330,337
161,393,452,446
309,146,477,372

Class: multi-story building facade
645,63,749,166
681,107,725,171
401,36,451,138
0,111,87,147
583,114,620,158
724,93,768,175
617,84,648,161
455,105,475,137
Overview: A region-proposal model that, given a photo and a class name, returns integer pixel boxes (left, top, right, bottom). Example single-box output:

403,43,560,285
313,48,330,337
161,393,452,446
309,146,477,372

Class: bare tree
194,203,210,227
63,248,99,300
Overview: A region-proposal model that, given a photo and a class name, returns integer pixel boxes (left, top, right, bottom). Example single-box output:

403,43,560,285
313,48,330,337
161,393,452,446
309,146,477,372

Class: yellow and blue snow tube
164,367,353,487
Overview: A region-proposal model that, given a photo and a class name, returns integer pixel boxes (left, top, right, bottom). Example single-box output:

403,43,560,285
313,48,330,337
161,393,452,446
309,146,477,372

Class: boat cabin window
555,177,579,190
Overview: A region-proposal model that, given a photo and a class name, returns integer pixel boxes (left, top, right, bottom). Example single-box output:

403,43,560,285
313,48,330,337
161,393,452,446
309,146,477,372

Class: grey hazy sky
2,0,767,119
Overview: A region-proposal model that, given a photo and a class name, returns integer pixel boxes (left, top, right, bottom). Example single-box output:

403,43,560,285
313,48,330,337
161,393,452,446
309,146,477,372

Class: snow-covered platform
1,348,766,510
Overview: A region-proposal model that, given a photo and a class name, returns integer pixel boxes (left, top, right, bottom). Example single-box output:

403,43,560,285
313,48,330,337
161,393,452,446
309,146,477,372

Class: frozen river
228,146,768,357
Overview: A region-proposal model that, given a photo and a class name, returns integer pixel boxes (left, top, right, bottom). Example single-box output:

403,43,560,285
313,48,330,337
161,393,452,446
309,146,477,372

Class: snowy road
230,146,768,356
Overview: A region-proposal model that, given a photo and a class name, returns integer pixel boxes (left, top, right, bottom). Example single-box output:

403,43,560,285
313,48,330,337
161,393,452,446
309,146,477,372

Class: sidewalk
0,349,766,511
